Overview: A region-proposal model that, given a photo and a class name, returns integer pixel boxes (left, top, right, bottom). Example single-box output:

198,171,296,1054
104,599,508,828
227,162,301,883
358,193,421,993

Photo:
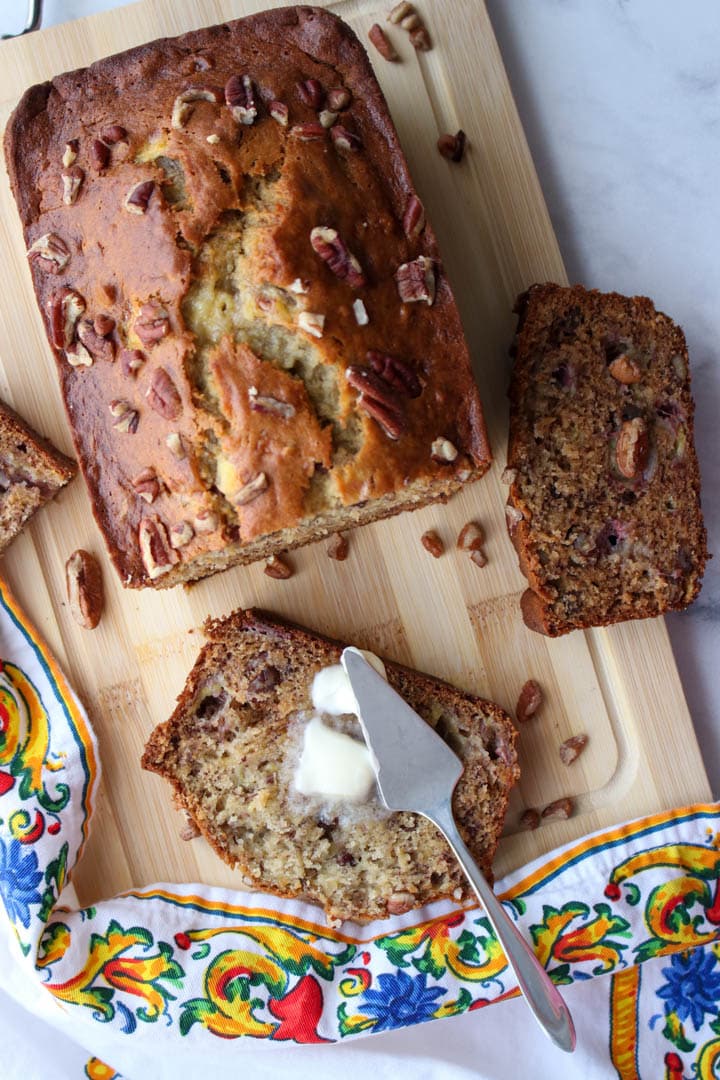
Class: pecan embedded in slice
327,533,349,561
93,313,115,337
609,354,641,384
395,256,436,305
146,367,182,420
559,734,589,766
346,365,406,440
438,130,466,162
319,109,338,129
62,140,79,168
290,122,326,141
368,23,398,61
134,303,170,346
124,180,155,215
327,87,351,111
421,530,444,558
386,891,416,915
297,312,325,338
269,101,289,126
109,399,139,433
248,387,296,419
310,227,366,288
264,554,293,580
27,233,70,273
101,125,127,144
353,299,369,326
194,510,218,534
402,195,425,240
132,467,161,504
616,417,649,479
78,319,115,363
367,350,421,397
224,75,256,125
296,78,325,109
90,138,111,171
170,521,194,549
330,125,363,152
501,467,518,485
172,86,222,129
231,472,268,506
120,348,146,377
66,343,93,368
65,549,104,630
431,437,458,463
516,679,542,723
62,165,84,206
47,288,86,349
139,517,178,580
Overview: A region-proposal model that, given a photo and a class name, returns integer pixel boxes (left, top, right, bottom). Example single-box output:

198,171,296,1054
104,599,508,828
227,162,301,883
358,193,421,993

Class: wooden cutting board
0,0,710,906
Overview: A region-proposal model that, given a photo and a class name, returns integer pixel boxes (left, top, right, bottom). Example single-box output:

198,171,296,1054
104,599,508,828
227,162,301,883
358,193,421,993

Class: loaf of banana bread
506,283,707,635
142,610,519,924
0,398,75,554
4,6,490,589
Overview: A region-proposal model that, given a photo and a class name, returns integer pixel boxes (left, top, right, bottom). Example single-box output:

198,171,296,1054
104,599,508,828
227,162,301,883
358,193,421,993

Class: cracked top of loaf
4,4,490,588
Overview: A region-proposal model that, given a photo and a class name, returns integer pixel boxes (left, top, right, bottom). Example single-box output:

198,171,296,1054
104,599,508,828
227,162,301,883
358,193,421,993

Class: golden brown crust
507,283,708,636
142,608,519,923
4,6,490,589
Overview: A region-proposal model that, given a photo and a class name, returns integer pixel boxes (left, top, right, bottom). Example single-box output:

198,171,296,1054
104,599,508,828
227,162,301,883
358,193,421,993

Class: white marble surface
1,3,718,1076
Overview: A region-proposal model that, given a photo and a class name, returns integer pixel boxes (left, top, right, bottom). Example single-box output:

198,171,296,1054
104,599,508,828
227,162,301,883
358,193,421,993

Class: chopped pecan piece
330,125,363,152
101,125,128,144
501,467,518,485
290,122,326,141
396,256,436,305
139,517,178,580
27,233,70,273
368,24,398,61
78,319,115,363
559,734,589,766
519,809,540,831
120,348,146,377
401,12,421,30
402,195,425,240
353,299,369,326
132,467,161,504
327,87,351,111
172,86,222,129
66,343,93,368
264,554,293,580
248,387,296,419
457,522,484,551
616,417,649,479
179,814,200,841
367,350,421,397
194,510,218,534
123,180,155,215
269,101,289,126
310,227,366,288
146,367,182,420
90,138,110,171
542,797,574,822
438,130,466,162
170,521,194,549
319,109,338,128
327,533,349,561
608,354,642,384
386,891,416,915
93,313,115,337
296,78,325,109
297,312,325,338
516,679,542,722
206,133,221,145
47,288,86,349
231,472,269,507
410,25,432,51
421,530,444,558
470,549,488,568
431,437,458,463
134,303,170,346
65,549,104,630
61,165,84,206
166,431,185,460
224,75,256,125
109,399,139,433
346,365,406,440
388,2,414,23
62,140,79,167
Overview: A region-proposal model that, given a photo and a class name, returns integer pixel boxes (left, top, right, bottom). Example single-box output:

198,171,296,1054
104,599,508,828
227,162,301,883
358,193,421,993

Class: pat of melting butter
311,651,387,716
294,716,375,803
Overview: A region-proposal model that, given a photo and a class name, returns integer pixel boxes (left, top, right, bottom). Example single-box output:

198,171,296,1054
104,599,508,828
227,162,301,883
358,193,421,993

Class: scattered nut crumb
470,549,488,568
519,808,540,831
457,522,484,552
437,130,466,162
559,734,589,766
264,554,293,580
516,679,542,722
410,25,432,51
421,530,444,558
542,797,574,821
368,23,399,61
327,533,349,561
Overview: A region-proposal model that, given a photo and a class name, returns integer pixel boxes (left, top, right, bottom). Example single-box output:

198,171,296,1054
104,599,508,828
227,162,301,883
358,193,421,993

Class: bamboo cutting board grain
0,0,710,905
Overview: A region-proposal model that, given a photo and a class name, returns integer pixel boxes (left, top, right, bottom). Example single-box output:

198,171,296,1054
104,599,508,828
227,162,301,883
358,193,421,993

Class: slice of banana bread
506,283,708,636
0,399,76,553
142,610,519,925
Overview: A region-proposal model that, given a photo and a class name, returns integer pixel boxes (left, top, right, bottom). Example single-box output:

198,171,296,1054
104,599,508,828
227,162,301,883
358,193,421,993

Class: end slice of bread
142,609,519,924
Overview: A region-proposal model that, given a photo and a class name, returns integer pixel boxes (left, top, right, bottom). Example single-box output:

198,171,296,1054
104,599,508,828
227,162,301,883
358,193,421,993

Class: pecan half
290,122,326,141
224,75,256,125
327,87,351,111
109,399,139,433
297,78,325,109
231,472,268,507
90,138,110,171
368,24,398,61
346,365,406,439
616,417,649,479
172,86,222,129
269,101,289,126
27,234,70,273
431,437,458,463
264,554,293,580
559,734,589,766
66,549,103,630
330,125,363,152
542,797,574,822
62,165,84,206
132,467,161,504
248,387,296,419
516,679,542,722
402,195,425,240
134,303,170,346
327,533,349,561
62,140,79,167
77,319,115,363
139,517,178,580
396,256,436,304
437,130,466,162
169,521,194,549
297,312,325,338
457,522,484,551
519,808,540,831
367,350,421,397
310,227,366,288
120,348,146,377
146,367,182,420
421,530,444,558
101,125,128,144
124,180,155,215
47,288,86,349
609,354,641,384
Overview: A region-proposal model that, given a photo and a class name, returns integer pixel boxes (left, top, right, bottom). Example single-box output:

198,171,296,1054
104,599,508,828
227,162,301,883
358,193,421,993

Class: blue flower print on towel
359,970,446,1032
657,948,720,1031
0,835,43,928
